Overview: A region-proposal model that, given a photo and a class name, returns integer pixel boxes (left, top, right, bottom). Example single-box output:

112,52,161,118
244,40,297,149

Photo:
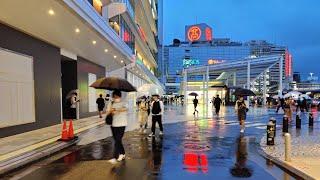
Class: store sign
208,59,224,65
185,23,213,42
205,27,212,41
187,26,201,41
183,59,200,68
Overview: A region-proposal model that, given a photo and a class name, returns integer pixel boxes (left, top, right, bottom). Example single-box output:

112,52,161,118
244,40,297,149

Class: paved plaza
3,104,310,180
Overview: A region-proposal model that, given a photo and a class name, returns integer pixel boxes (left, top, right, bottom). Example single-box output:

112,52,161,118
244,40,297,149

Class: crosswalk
223,121,281,129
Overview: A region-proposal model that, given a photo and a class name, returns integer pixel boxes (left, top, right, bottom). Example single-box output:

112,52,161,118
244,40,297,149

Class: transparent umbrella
137,84,164,97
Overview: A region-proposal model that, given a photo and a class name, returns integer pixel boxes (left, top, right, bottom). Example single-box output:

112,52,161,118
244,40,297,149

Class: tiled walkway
0,116,105,162
260,110,320,179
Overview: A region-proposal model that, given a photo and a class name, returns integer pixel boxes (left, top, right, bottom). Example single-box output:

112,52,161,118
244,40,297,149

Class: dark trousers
215,105,220,114
151,115,163,134
111,126,126,158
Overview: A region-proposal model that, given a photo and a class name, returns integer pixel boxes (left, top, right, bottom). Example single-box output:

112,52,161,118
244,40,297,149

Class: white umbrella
300,94,311,99
137,84,164,97
283,91,301,99
272,95,283,99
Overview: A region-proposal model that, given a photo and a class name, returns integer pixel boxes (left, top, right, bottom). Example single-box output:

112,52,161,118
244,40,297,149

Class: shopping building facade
0,0,162,137
159,23,293,94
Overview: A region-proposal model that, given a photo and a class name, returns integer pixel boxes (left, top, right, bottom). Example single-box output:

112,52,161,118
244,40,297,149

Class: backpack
152,101,161,114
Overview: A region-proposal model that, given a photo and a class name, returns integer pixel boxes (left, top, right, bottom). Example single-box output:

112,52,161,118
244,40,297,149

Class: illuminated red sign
123,30,130,42
187,26,201,42
205,27,212,41
285,50,292,77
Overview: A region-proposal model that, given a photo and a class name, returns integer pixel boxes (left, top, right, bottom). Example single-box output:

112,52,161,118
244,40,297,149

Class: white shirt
70,95,78,109
150,100,164,116
107,101,128,127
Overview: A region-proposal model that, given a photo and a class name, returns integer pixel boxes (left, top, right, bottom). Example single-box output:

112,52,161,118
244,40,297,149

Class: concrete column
263,71,267,105
247,60,251,89
279,56,283,93
233,72,236,86
183,70,188,103
206,66,209,104
203,73,205,104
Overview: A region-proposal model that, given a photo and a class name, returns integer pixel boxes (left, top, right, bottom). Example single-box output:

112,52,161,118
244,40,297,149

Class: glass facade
161,44,251,92
109,16,135,53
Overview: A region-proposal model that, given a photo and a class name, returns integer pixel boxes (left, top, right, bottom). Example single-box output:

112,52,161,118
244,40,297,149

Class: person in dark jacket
214,95,222,115
96,94,105,118
149,94,164,137
193,97,199,115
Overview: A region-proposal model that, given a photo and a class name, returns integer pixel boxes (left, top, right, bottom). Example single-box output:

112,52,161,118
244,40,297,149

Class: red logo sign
188,26,201,42
205,28,212,41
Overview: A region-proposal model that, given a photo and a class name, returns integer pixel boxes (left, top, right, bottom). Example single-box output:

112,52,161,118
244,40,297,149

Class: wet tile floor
3,105,303,180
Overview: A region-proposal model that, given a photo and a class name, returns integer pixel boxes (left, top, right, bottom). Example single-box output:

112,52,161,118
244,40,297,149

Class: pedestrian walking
213,95,222,115
276,97,285,113
107,90,128,164
66,92,79,121
193,96,199,115
96,94,105,118
211,96,215,109
296,95,302,112
235,96,248,133
105,94,110,102
302,97,308,112
284,98,292,121
138,96,149,134
149,94,164,137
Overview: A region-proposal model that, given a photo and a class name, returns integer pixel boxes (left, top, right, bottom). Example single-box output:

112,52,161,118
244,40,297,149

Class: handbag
105,101,114,125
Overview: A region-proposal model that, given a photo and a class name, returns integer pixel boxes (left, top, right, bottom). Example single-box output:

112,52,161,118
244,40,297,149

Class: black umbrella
66,89,78,99
233,88,255,96
90,77,136,92
188,92,198,96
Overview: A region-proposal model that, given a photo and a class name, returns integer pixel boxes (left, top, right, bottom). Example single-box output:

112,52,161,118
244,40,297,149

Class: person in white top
149,94,164,137
106,90,128,164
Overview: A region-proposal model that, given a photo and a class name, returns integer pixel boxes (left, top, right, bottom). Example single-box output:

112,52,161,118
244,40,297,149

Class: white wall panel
0,48,35,128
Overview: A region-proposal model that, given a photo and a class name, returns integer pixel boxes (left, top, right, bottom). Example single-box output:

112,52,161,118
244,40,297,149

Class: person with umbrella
193,97,199,115
233,88,254,133
235,96,248,133
213,95,222,115
106,90,128,164
65,90,80,122
90,76,136,164
149,94,164,137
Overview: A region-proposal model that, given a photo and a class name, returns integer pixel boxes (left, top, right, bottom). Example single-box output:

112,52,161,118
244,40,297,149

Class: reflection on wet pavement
3,105,298,180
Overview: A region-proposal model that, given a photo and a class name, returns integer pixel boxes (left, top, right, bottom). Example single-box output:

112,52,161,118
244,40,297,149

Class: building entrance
61,56,78,120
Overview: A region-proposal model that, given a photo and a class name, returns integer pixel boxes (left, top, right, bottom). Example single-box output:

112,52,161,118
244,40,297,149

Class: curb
257,145,315,180
0,120,106,175
0,138,78,175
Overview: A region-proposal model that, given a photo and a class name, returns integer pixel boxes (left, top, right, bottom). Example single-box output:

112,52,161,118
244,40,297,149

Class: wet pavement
3,105,300,180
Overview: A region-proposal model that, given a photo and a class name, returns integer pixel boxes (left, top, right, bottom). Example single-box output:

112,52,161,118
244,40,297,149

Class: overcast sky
163,0,320,76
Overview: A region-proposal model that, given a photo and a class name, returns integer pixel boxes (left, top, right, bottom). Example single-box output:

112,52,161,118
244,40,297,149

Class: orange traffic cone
68,120,75,139
60,120,69,141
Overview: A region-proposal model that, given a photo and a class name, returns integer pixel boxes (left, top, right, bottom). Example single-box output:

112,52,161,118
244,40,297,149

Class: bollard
270,117,276,136
282,115,289,133
296,112,301,129
284,133,291,162
267,121,275,145
309,112,314,127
